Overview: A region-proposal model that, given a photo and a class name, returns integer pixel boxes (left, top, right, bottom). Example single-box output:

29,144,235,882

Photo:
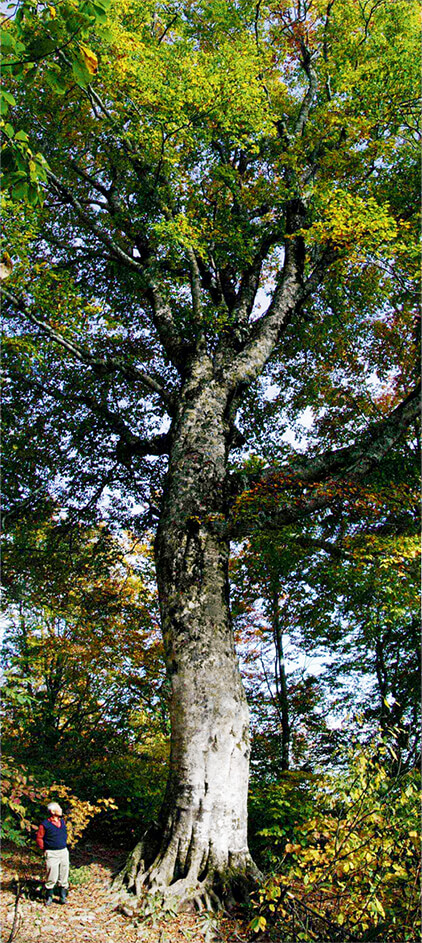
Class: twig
6,878,22,943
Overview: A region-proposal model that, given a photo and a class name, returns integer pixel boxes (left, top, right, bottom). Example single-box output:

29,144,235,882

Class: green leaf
83,1,108,23
0,29,17,50
91,5,108,23
248,915,267,933
45,69,68,94
1,91,17,106
11,180,29,201
373,898,386,918
27,183,42,206
0,90,17,115
71,57,91,87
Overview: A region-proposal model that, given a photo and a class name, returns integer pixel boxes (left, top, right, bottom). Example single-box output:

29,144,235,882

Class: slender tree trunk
115,356,260,909
272,586,290,771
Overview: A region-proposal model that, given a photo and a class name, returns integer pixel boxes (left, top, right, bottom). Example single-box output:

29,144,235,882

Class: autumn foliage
1,0,420,932
2,757,117,848
249,741,420,941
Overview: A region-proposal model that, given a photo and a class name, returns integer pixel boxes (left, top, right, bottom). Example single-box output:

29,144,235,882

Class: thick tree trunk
114,357,260,910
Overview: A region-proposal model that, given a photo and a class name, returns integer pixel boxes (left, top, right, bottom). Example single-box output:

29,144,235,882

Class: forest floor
1,842,252,943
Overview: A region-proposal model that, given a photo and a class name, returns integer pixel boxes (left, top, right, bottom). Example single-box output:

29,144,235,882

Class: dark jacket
36,816,67,851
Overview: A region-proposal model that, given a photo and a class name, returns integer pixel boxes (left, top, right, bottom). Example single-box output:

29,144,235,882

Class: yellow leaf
80,45,98,75
48,5,56,16
374,898,386,918
0,251,13,280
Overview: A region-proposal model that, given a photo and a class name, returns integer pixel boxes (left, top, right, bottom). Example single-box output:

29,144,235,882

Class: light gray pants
45,848,69,889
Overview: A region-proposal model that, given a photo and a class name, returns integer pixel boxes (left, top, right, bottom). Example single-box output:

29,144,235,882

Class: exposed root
112,833,262,917
112,824,161,895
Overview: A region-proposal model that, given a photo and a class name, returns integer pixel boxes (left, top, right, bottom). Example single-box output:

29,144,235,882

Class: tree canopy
1,0,420,924
2,0,419,531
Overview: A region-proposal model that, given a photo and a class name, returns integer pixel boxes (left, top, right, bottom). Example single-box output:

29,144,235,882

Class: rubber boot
59,887,68,905
45,889,54,906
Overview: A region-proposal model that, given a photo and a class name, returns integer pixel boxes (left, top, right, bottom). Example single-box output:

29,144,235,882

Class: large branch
29,379,171,461
294,40,318,136
146,275,194,369
289,384,421,483
44,69,191,366
221,200,306,390
227,230,284,339
47,170,143,271
79,393,170,459
49,167,192,368
229,384,421,536
1,286,174,409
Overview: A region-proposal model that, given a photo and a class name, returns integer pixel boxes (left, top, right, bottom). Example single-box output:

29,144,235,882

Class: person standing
36,801,69,906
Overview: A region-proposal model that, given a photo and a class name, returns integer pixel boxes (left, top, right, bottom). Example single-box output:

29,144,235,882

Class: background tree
231,453,420,780
1,0,420,910
231,537,331,776
2,517,169,834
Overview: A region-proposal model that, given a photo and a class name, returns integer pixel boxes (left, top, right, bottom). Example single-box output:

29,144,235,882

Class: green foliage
1,0,418,519
2,517,169,838
79,737,169,842
1,0,109,202
249,773,319,870
232,454,420,774
249,737,421,941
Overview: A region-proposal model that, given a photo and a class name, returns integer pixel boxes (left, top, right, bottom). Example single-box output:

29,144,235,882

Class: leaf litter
1,842,250,943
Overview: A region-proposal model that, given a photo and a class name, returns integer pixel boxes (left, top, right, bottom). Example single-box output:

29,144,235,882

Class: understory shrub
249,741,420,941
1,757,117,847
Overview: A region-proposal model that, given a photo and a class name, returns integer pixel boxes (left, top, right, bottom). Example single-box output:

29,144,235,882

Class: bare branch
69,160,110,198
186,247,203,322
231,244,269,327
294,41,318,136
45,162,188,367
289,535,346,559
147,275,192,368
33,380,171,459
289,383,421,484
157,14,178,43
80,394,171,460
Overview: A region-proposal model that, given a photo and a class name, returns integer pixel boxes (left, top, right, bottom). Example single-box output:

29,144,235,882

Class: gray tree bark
114,355,260,909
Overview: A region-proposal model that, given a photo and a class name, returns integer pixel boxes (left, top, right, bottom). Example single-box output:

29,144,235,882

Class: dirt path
1,843,250,943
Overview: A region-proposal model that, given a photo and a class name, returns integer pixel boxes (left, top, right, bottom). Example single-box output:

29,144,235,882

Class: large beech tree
1,0,420,909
